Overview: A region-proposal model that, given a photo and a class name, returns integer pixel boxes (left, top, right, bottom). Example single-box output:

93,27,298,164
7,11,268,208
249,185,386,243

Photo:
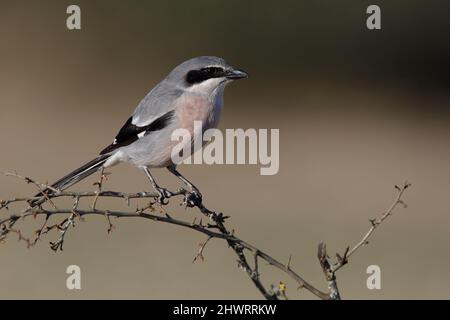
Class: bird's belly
114,126,178,168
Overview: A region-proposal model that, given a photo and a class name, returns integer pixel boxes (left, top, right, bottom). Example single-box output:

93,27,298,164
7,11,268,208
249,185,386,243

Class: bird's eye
203,67,223,76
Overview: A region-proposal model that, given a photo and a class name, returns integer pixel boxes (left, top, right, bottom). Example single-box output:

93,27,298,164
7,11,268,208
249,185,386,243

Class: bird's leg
142,167,172,205
167,165,202,207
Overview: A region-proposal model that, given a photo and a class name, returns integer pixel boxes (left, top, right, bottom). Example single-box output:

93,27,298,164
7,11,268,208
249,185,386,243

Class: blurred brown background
1,0,449,299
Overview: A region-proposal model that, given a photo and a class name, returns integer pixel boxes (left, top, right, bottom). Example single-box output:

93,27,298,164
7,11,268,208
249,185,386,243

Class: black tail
30,154,110,207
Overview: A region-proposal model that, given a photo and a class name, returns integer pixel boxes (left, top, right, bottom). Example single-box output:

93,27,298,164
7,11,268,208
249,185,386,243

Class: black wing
100,110,175,155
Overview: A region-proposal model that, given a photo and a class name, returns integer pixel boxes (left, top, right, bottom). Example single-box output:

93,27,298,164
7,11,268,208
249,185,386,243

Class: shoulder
132,83,184,126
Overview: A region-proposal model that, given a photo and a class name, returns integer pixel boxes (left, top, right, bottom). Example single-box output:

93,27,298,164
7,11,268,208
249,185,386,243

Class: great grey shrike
33,56,248,207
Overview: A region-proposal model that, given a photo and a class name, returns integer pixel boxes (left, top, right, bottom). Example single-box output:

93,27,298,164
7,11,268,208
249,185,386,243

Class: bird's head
166,56,248,94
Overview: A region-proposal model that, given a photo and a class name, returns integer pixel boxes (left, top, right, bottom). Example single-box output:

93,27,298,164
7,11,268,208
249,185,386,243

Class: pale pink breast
176,94,216,135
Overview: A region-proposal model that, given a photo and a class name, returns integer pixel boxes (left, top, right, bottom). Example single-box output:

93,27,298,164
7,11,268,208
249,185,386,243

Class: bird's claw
155,187,172,205
182,189,202,208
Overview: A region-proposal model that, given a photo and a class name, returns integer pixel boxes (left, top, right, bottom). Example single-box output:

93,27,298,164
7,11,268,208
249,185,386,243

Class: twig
92,168,107,210
192,236,213,263
4,172,60,194
4,172,59,209
331,182,411,273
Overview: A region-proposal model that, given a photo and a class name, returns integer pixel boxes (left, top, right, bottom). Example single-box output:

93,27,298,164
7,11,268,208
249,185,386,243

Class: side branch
317,182,411,299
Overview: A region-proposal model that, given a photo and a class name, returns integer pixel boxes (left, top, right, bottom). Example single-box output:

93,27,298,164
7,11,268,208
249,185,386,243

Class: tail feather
30,154,110,207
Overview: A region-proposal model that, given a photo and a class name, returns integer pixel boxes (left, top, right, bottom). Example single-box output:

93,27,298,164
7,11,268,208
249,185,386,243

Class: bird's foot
155,187,173,205
182,188,203,208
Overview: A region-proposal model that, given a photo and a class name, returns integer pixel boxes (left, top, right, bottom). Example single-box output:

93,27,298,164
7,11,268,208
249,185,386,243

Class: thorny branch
0,172,410,300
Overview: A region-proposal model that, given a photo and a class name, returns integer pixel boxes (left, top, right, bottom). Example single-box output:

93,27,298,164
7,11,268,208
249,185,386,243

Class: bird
31,56,248,207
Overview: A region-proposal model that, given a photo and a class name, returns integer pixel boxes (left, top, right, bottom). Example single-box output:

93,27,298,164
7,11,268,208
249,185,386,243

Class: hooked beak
225,68,248,80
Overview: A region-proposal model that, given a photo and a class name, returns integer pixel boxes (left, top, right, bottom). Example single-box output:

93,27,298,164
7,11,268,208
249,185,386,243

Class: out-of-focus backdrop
1,0,449,299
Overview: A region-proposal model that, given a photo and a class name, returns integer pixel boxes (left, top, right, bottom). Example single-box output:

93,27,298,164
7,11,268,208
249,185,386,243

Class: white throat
185,77,228,96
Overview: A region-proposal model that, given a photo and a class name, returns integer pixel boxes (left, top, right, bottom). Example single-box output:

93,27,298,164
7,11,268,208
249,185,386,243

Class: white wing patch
137,131,146,138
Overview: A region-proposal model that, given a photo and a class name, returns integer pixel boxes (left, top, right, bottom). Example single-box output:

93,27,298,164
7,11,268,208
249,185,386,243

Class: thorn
336,246,349,265
343,246,350,259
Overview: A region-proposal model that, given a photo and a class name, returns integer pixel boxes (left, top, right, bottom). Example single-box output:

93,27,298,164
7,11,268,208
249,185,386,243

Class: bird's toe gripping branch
155,186,173,205
182,188,203,208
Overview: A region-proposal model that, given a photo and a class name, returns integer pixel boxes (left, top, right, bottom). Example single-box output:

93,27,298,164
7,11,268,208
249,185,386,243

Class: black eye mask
186,67,225,85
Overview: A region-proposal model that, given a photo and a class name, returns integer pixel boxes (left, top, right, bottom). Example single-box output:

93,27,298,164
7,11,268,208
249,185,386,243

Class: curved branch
0,172,410,300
